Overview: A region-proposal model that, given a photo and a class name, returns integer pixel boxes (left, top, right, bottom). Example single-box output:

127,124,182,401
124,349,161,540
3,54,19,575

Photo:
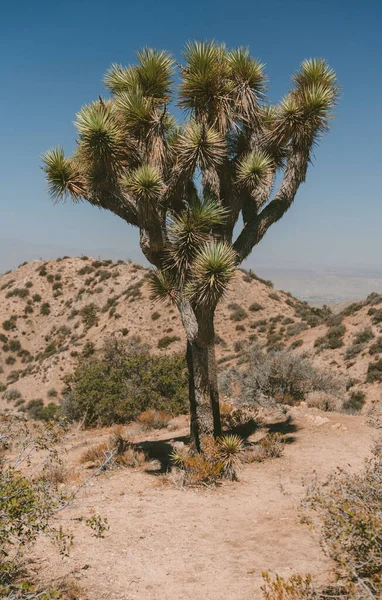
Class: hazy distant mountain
1,237,382,304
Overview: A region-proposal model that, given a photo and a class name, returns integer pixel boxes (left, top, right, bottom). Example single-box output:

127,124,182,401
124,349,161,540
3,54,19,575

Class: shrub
354,327,374,344
24,281,33,288
269,292,280,301
250,433,285,462
62,337,188,427
2,389,22,401
315,323,346,350
6,287,29,299
26,400,60,421
38,266,47,276
229,305,248,322
342,390,366,414
289,339,303,350
32,293,42,302
344,342,365,361
79,303,99,329
158,335,180,349
249,302,263,312
137,409,172,429
372,308,382,324
306,391,339,411
2,316,17,331
305,441,382,598
225,344,342,406
8,340,21,353
285,322,309,338
47,388,58,398
240,269,274,287
151,311,161,320
171,435,245,485
40,303,51,316
369,337,382,355
82,341,95,357
366,292,382,306
5,356,16,365
342,301,363,316
366,359,382,383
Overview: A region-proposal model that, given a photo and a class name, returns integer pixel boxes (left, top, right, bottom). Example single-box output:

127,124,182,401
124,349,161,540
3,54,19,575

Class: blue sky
1,0,381,273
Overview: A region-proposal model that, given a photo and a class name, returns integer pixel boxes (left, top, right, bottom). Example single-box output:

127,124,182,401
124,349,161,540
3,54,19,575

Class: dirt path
32,409,376,600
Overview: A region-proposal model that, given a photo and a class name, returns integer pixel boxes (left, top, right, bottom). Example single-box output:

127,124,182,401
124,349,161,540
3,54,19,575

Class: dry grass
249,433,285,463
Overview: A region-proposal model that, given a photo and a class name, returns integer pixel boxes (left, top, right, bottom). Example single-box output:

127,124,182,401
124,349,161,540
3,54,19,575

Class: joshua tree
43,42,338,450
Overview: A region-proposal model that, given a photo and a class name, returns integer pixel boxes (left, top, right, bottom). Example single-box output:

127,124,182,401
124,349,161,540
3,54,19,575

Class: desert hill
0,256,381,412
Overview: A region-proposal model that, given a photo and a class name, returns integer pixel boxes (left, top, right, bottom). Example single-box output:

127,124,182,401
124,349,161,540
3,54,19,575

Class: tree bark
178,301,221,450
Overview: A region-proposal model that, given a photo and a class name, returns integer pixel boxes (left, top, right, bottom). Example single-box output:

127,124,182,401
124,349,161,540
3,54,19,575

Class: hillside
0,256,382,414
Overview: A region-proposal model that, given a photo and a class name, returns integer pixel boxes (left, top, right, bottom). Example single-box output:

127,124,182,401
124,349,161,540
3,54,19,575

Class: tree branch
233,141,311,263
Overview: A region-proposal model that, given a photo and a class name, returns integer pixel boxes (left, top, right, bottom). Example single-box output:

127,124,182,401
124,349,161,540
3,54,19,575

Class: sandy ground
30,408,377,600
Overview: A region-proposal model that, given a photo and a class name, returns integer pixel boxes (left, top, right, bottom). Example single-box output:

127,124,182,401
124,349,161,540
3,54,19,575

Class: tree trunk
178,300,221,451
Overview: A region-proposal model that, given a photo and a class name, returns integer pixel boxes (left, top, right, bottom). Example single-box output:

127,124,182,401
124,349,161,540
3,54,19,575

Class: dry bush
222,344,343,407
303,440,382,599
220,401,261,431
249,432,285,462
41,462,68,485
305,391,340,411
137,409,172,429
80,430,145,468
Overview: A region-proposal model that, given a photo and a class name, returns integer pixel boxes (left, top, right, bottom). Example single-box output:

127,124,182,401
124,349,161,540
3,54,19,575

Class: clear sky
1,0,381,273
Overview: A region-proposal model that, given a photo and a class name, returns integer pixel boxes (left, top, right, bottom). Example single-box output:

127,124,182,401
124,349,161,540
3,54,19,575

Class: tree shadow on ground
136,434,189,474
264,414,299,444
135,414,298,473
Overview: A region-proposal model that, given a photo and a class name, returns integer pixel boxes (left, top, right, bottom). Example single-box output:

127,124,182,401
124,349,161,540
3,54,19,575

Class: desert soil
30,407,377,600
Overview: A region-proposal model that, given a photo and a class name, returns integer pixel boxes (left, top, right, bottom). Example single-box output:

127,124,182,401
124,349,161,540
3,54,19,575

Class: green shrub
228,304,248,322
342,390,366,413
8,340,21,353
80,303,99,329
2,389,22,401
372,308,382,324
5,356,16,365
344,343,365,361
78,265,94,276
47,388,58,398
26,400,60,421
366,292,382,306
158,335,181,349
38,265,47,276
369,337,382,355
62,337,188,427
151,311,161,320
24,281,33,289
354,327,374,344
341,301,363,316
40,303,51,316
269,292,280,301
366,359,382,383
249,302,263,312
289,339,303,350
2,316,17,331
32,294,42,302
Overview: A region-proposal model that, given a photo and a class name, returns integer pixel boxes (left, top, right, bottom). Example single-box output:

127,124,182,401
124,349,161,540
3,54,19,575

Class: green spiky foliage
43,43,337,309
43,42,338,443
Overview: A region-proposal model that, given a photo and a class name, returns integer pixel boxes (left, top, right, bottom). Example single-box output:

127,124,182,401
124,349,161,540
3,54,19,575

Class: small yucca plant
217,434,246,481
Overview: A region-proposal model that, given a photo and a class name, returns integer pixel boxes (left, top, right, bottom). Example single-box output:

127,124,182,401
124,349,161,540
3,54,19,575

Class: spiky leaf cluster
43,43,338,306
